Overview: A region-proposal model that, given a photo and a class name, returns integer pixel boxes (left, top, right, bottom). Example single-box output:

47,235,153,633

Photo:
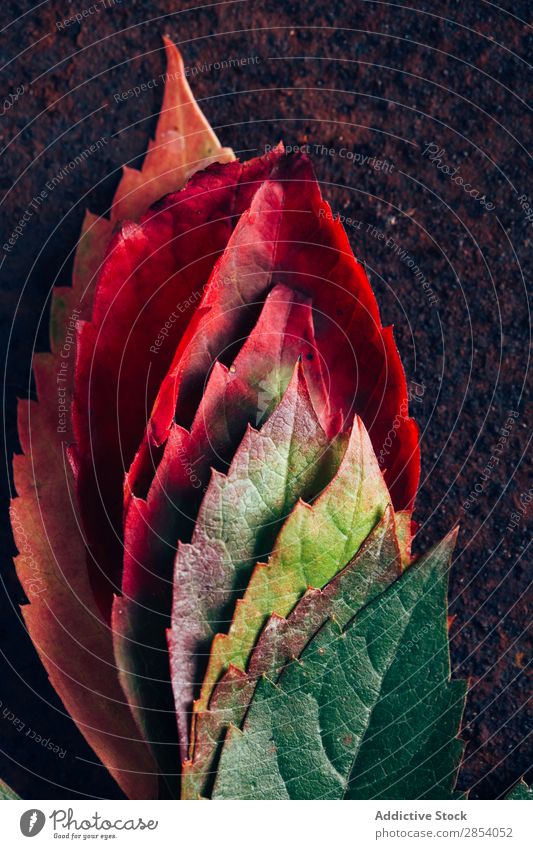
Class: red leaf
72,147,284,612
131,153,419,523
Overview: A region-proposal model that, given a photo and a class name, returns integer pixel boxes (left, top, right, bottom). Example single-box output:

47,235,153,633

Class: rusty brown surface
0,0,530,799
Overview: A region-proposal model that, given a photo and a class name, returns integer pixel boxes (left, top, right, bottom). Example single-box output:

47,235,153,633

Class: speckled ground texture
0,0,531,800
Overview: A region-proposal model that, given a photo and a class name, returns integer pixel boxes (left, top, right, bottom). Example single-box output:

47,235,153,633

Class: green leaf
198,413,391,713
183,509,402,798
169,362,343,751
506,780,533,800
212,530,466,800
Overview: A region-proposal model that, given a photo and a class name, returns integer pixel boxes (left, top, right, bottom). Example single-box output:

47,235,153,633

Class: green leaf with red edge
112,284,341,784
197,412,392,715
212,531,466,800
11,38,233,799
183,508,402,798
168,362,345,756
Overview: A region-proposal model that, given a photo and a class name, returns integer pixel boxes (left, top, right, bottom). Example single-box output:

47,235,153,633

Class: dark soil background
0,0,531,800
